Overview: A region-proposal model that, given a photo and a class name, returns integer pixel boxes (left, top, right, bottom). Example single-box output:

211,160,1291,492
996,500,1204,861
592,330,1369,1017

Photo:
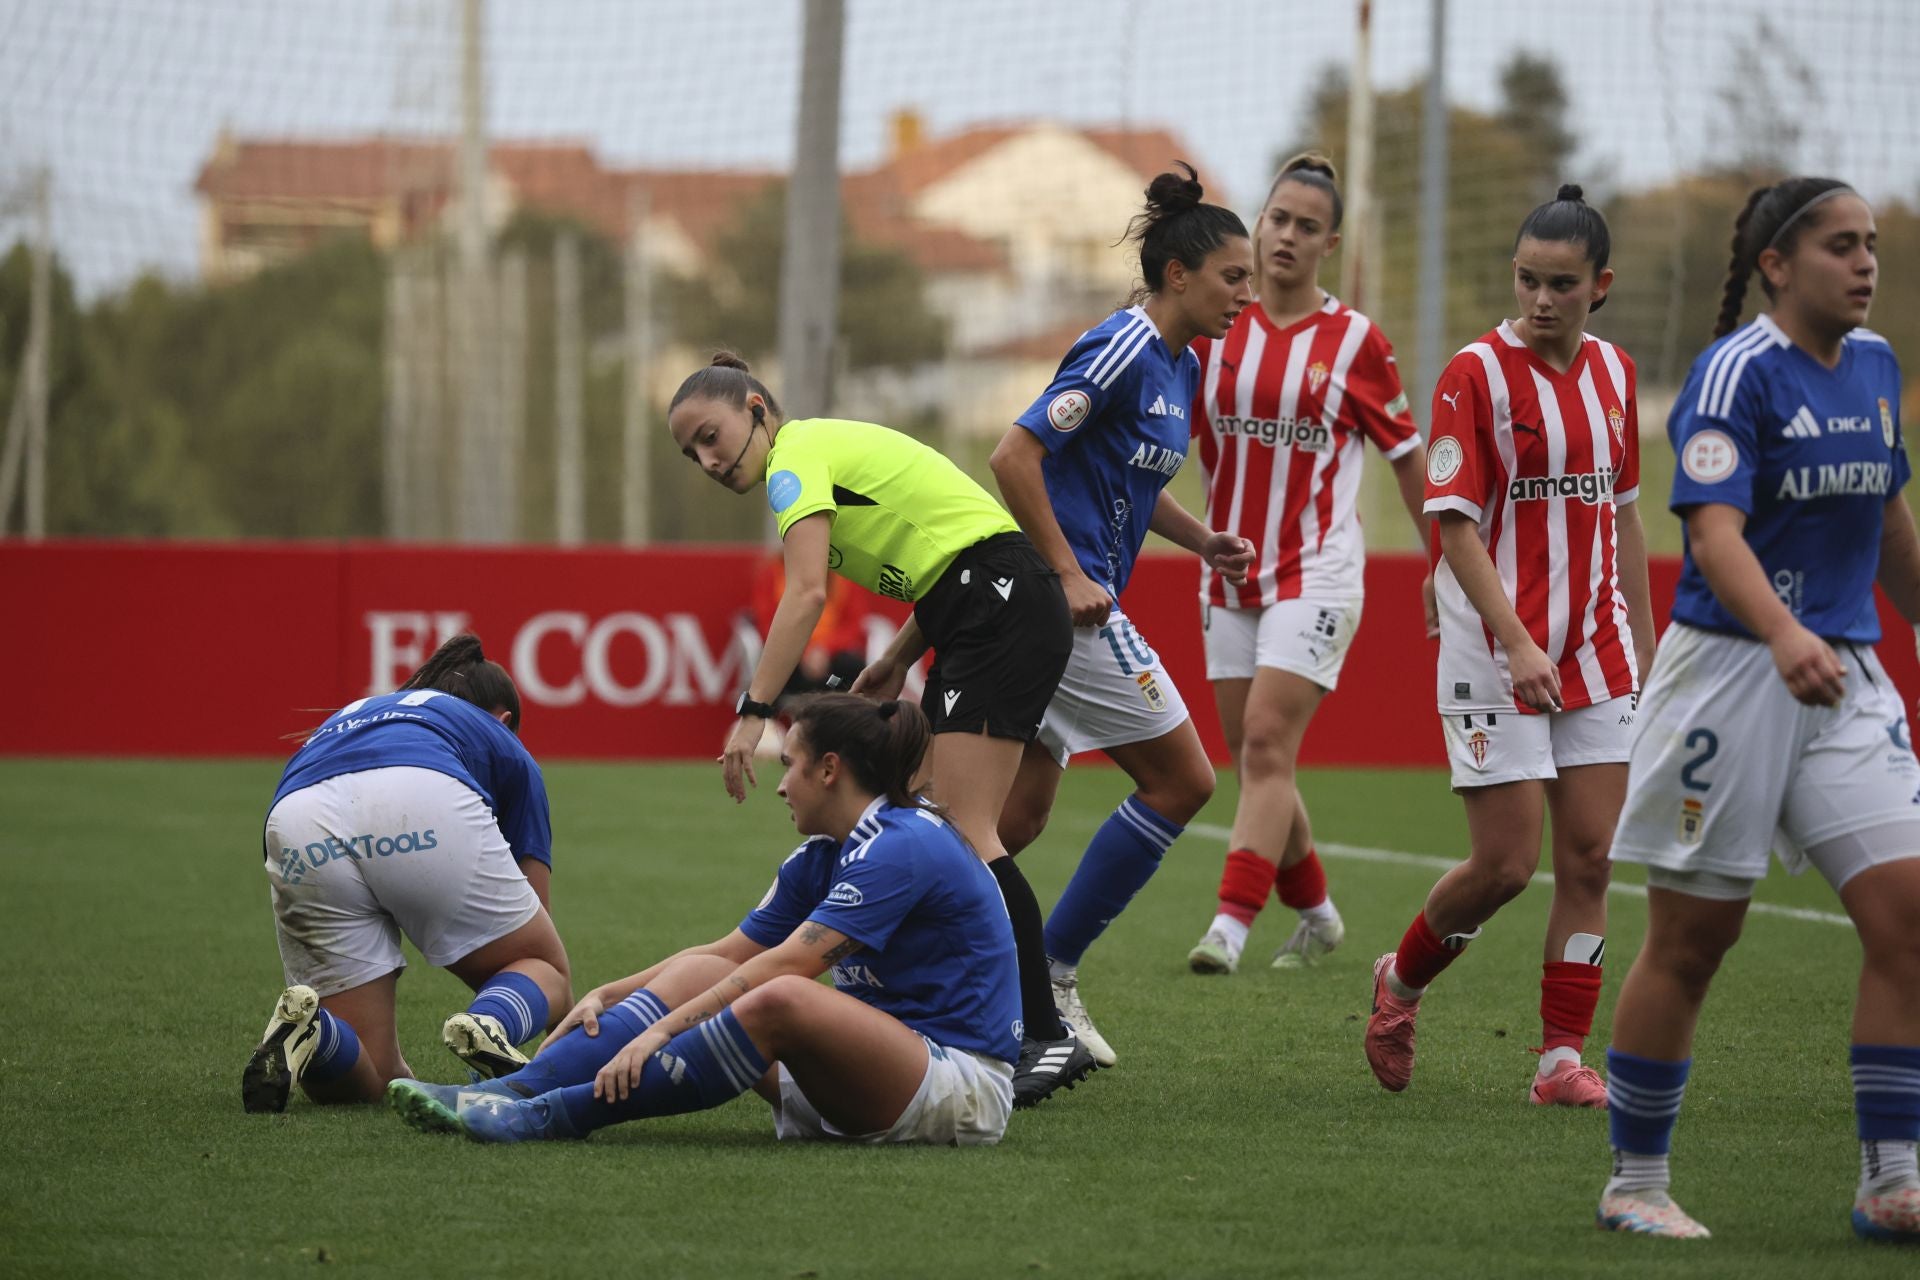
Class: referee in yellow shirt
668,353,1096,1106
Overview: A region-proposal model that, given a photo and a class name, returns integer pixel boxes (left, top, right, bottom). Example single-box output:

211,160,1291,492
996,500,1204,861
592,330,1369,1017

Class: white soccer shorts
1611,623,1920,893
263,766,542,996
1440,694,1637,790
1035,608,1191,767
773,1035,1014,1145
1202,597,1363,689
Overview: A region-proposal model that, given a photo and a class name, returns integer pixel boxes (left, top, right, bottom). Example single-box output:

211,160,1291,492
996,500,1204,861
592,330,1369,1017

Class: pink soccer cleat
1364,953,1420,1092
1597,1190,1711,1238
1530,1059,1609,1109
1853,1183,1920,1244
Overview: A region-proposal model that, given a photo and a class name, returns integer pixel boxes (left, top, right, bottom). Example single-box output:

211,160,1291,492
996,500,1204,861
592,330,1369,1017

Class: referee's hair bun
1556,183,1586,204
877,701,900,720
709,351,752,372
1143,162,1205,220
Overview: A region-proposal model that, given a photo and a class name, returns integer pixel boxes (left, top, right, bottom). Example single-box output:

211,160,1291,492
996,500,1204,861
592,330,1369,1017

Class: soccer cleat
1187,927,1242,974
1364,953,1420,1093
1011,1032,1098,1109
1272,907,1346,970
1051,972,1117,1067
241,984,321,1114
1530,1059,1609,1108
1597,1190,1712,1238
387,1079,466,1134
1853,1182,1920,1243
442,1011,529,1079
457,1091,579,1144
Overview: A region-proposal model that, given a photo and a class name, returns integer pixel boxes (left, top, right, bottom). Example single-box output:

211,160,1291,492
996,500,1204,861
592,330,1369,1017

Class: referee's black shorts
914,532,1072,742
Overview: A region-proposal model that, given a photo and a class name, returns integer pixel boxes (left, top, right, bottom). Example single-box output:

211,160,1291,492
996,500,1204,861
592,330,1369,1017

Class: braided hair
398,633,523,733
1712,176,1856,338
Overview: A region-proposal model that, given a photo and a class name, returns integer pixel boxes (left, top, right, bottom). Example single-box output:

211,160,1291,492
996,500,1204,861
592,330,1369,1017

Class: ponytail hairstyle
1121,162,1248,303
1265,150,1343,231
669,350,784,421
787,693,934,812
1514,183,1613,310
1712,176,1856,337
399,633,523,734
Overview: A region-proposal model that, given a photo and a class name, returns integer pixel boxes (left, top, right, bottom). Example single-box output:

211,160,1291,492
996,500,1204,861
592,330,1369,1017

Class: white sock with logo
1604,1151,1671,1198
1208,914,1250,952
1861,1140,1920,1197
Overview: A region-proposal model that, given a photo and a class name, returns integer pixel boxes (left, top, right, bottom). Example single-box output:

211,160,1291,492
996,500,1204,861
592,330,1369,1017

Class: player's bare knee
997,806,1049,856
1237,720,1296,781
735,973,814,1037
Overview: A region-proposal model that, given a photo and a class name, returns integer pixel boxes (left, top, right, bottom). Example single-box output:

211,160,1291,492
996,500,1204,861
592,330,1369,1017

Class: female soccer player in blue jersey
988,163,1257,1069
1594,178,1920,1243
387,695,1027,1144
668,355,1090,1106
241,635,572,1113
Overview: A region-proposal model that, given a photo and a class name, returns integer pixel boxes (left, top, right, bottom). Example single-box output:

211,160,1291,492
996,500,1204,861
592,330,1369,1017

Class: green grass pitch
0,758,1899,1277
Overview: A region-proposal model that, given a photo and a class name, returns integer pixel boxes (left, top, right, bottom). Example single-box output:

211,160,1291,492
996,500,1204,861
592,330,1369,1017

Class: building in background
194,113,1211,438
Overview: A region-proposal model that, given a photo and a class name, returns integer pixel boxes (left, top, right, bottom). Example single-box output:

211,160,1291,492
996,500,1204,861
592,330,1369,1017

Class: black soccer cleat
241,984,321,1114
1011,1031,1098,1109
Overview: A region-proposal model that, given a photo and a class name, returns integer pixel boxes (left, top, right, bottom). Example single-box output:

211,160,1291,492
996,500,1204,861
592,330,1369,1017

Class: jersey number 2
1680,729,1718,792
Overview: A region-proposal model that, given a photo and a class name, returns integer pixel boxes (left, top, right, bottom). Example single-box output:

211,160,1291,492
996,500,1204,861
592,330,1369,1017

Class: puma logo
992,577,1013,600
1512,421,1543,439
943,690,960,715
1441,390,1462,411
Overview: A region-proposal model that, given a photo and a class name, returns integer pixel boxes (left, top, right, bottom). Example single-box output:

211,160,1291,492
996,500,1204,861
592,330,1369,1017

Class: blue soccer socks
467,971,549,1046
1044,795,1182,967
553,1007,770,1135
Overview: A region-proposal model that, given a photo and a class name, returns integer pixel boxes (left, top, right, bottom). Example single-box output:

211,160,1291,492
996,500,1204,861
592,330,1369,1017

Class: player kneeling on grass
387,694,1028,1145
242,634,572,1113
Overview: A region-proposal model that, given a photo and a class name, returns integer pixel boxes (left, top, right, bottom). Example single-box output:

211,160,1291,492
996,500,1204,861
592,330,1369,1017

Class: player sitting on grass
387,694,1031,1145
242,634,572,1113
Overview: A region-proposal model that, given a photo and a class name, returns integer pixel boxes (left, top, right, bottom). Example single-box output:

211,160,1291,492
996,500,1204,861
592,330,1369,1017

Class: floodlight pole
777,0,845,425
1341,0,1374,312
1414,0,1448,424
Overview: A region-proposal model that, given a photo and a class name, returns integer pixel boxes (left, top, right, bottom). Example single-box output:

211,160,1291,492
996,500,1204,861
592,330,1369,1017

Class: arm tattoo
821,937,862,964
797,922,826,947
727,975,751,995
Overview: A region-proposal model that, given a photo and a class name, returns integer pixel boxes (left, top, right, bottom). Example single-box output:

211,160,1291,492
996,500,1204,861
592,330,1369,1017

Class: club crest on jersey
1608,405,1625,448
1306,361,1330,396
1048,389,1092,433
1681,429,1738,484
1427,437,1464,485
1136,671,1169,713
1883,397,1897,448
1466,728,1490,770
1678,797,1705,845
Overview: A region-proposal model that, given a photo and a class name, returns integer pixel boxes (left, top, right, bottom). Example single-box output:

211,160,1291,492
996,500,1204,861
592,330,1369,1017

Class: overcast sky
2,0,1915,296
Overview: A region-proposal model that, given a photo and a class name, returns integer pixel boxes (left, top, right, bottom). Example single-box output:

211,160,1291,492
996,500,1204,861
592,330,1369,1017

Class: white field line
1186,821,1852,928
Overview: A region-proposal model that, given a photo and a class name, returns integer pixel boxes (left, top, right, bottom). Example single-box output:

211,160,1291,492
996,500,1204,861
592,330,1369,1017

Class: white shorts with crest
1035,609,1190,767
1610,623,1920,892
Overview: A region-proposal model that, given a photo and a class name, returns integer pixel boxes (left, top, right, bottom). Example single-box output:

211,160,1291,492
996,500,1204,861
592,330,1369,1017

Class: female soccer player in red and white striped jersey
1185,153,1436,977
1364,185,1655,1106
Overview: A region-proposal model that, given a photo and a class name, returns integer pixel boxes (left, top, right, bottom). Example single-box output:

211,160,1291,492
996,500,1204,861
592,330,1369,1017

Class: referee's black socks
989,856,1070,1043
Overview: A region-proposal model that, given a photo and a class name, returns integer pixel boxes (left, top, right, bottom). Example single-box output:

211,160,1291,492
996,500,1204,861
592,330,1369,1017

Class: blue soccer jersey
269,690,553,865
739,800,1021,1063
1668,314,1907,642
1014,306,1201,596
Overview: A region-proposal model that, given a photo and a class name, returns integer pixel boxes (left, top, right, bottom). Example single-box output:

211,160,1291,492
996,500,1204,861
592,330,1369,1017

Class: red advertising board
4,539,1917,765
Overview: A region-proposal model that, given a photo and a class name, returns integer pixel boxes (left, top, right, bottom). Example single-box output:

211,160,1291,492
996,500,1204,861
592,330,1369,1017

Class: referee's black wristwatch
735,693,779,720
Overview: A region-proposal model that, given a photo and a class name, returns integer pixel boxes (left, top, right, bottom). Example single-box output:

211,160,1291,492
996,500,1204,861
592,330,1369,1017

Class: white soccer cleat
1272,907,1345,969
1853,1181,1920,1243
1051,972,1116,1068
242,984,321,1114
442,1012,530,1080
1187,926,1242,974
1597,1190,1712,1239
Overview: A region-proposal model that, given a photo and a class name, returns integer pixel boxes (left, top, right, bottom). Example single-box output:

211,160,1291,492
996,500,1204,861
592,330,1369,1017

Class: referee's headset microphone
723,403,767,478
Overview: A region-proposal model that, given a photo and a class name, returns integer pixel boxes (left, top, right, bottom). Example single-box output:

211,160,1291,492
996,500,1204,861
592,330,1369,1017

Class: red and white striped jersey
1424,321,1641,714
1192,295,1419,608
